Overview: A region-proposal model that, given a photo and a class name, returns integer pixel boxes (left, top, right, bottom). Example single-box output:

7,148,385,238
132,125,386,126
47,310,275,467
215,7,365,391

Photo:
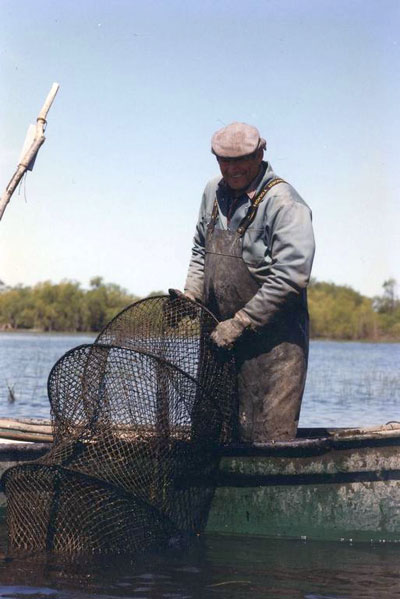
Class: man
183,122,315,442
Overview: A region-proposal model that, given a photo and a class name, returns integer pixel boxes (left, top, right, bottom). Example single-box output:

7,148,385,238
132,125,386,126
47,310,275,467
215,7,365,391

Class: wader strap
208,178,286,234
237,178,286,236
208,200,219,232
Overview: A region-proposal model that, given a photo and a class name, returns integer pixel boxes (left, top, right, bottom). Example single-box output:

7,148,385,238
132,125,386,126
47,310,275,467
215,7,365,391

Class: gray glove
168,288,197,301
166,289,199,327
210,310,252,349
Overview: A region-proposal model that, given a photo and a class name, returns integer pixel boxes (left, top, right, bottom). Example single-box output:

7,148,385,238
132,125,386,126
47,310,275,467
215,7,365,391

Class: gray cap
211,122,266,158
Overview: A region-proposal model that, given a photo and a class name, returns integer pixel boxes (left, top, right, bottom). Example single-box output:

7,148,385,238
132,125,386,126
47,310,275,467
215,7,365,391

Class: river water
0,333,400,598
1,333,399,427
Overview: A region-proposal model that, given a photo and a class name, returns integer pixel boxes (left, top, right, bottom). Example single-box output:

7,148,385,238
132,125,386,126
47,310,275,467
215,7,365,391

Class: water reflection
1,525,400,599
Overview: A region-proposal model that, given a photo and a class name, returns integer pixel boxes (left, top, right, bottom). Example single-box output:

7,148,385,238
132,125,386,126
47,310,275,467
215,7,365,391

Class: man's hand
210,310,252,349
168,289,197,302
165,289,199,327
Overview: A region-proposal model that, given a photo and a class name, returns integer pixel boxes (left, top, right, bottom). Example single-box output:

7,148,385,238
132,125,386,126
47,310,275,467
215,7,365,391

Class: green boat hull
207,439,400,542
1,420,400,543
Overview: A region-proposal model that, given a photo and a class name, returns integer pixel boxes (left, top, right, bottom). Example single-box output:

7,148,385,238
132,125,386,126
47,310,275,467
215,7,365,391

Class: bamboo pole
0,82,60,221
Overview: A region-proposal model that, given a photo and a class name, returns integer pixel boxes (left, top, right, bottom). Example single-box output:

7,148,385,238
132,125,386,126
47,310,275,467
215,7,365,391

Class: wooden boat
1,418,400,543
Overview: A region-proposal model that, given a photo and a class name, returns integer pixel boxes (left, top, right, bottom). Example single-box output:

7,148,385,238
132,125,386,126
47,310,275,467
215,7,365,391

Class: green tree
0,285,34,329
373,279,400,339
84,277,138,332
374,278,398,314
308,280,378,340
29,281,87,332
0,278,138,332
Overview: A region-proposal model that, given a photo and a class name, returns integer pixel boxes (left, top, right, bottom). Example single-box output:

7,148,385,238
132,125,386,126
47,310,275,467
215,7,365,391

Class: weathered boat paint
1,420,400,542
207,433,400,542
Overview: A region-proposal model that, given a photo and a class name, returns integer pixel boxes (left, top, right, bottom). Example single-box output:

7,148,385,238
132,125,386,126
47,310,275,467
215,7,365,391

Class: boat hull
207,439,400,542
1,420,400,543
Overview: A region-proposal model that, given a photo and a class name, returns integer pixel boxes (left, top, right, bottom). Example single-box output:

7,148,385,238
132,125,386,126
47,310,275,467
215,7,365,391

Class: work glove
165,289,200,328
210,310,252,350
168,289,197,302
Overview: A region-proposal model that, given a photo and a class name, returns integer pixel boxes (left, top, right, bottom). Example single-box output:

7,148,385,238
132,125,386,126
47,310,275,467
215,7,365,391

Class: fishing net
2,295,236,555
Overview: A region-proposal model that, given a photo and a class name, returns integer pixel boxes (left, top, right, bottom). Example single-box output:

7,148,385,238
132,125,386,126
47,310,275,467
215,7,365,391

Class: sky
0,0,399,299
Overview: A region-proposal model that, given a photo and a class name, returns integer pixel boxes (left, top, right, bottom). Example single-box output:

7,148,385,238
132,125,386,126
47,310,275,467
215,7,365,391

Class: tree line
0,276,399,341
0,277,140,333
308,278,400,341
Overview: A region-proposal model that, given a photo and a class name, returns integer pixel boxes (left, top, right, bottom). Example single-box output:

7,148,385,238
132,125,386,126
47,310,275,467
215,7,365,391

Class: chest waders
204,179,309,442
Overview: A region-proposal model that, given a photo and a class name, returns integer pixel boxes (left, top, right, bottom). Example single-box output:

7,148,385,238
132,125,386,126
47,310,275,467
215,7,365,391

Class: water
0,333,399,427
1,528,400,598
1,333,400,597
0,333,95,420
300,340,400,427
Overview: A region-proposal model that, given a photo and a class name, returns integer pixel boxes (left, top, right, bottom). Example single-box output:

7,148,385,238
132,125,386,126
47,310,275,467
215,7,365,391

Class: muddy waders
204,180,309,442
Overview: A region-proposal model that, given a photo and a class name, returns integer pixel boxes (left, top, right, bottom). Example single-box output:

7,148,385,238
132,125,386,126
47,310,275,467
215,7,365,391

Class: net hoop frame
94,295,221,344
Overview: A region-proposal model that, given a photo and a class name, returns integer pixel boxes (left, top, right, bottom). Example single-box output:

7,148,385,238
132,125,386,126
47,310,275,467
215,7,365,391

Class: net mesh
2,296,236,555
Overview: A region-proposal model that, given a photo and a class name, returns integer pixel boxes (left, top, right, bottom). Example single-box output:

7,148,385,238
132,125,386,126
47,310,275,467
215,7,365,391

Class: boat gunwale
1,420,400,458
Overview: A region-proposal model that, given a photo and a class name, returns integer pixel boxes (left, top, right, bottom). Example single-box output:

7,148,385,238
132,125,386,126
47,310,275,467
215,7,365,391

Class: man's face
217,149,263,191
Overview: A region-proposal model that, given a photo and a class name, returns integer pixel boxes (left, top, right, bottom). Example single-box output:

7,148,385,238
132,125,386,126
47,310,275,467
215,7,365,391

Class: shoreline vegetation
0,276,399,342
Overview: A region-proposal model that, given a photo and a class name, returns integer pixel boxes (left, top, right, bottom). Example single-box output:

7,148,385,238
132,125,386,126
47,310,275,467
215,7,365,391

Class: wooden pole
0,82,60,221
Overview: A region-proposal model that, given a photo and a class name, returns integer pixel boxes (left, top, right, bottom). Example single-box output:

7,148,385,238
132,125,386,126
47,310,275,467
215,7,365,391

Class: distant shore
1,277,399,342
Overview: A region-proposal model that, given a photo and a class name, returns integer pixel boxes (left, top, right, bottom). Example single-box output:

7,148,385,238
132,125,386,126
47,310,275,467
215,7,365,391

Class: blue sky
1,0,399,298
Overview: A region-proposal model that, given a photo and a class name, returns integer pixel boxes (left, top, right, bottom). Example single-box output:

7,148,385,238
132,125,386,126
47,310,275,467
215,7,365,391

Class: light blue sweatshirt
184,161,315,327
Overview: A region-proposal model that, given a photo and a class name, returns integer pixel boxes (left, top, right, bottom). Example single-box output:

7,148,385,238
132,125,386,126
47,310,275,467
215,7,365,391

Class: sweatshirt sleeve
184,187,209,301
241,194,315,327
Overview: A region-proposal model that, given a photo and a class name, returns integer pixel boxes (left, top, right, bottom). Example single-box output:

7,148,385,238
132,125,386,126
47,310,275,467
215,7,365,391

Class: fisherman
182,122,315,442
